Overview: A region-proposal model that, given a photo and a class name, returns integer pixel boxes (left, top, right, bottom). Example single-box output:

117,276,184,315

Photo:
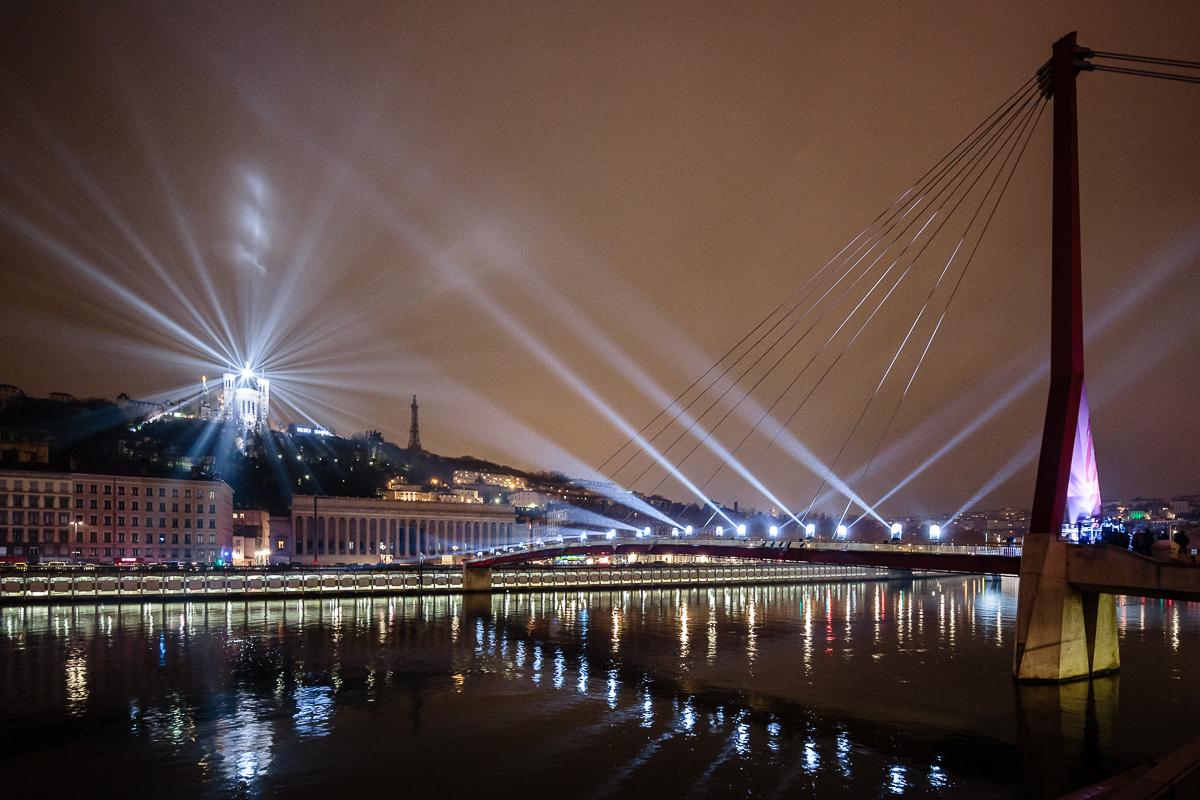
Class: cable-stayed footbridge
467,34,1200,683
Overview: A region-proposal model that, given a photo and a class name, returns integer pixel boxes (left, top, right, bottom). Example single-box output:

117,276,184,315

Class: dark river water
1,575,1196,798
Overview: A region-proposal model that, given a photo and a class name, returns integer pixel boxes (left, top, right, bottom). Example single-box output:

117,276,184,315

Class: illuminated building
385,476,483,504
452,469,529,491
221,367,270,432
291,494,517,565
0,469,233,565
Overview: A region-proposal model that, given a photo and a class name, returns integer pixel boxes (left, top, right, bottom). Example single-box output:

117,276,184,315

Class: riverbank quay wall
0,562,954,605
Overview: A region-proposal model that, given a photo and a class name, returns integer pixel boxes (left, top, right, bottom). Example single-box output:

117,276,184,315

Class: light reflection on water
0,577,1197,798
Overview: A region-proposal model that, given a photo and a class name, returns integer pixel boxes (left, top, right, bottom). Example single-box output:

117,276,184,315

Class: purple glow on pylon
1066,383,1102,523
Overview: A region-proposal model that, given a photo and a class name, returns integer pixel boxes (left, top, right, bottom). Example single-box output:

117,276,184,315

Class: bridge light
929,524,942,540
836,524,848,539
769,525,778,537
890,522,903,538
684,525,693,536
606,529,616,540
736,524,747,537
805,523,816,537
716,526,724,537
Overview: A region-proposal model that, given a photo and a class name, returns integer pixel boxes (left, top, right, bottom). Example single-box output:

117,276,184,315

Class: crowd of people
1122,527,1192,558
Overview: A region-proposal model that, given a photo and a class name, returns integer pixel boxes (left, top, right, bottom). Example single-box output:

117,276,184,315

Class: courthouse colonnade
290,494,519,564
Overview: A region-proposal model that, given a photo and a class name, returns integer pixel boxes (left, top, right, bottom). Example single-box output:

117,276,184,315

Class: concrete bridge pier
462,565,492,593
1013,534,1119,682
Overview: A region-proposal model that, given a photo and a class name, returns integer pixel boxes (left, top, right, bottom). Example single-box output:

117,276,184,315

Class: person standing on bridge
1174,529,1191,560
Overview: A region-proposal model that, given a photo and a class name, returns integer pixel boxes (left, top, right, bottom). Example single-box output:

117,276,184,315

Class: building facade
69,473,234,565
0,470,72,563
291,494,518,565
0,469,234,565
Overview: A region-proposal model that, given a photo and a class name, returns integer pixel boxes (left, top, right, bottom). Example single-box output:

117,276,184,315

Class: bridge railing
491,537,1021,559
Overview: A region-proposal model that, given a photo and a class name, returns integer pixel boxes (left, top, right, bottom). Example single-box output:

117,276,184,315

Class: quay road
0,560,942,605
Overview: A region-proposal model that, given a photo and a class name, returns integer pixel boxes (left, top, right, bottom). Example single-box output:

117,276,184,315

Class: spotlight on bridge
671,527,679,537
606,529,616,540
644,526,652,538
805,523,816,537
736,524,747,537
716,526,724,537
836,524,848,539
580,532,588,541
769,525,779,538
890,522,903,538
929,524,942,540
684,525,693,536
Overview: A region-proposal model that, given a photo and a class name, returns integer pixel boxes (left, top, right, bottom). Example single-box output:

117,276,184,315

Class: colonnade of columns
293,513,517,561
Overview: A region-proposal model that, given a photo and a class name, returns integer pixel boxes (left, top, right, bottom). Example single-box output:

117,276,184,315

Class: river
1,575,1196,798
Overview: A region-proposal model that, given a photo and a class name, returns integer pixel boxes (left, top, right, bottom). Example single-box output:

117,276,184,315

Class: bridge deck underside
469,543,1022,576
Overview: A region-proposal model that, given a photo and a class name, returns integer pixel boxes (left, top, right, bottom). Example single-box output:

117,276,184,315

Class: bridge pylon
1013,32,1118,683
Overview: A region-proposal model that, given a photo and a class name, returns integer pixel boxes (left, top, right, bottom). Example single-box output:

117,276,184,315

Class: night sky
1,2,1197,518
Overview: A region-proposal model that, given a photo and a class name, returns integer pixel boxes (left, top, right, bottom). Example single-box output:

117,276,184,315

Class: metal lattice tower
407,393,422,451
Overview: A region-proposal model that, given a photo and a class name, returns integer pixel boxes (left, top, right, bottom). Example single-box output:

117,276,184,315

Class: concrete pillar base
1014,533,1120,683
462,566,492,593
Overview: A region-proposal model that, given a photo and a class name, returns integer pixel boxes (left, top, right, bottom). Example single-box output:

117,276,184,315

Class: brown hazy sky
1,1,1198,518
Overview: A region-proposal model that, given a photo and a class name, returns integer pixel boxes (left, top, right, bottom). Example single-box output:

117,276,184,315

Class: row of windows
6,545,221,561
78,515,216,529
0,495,71,509
80,483,217,500
0,479,220,502
0,479,70,493
74,499,216,513
0,511,69,525
0,528,221,546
